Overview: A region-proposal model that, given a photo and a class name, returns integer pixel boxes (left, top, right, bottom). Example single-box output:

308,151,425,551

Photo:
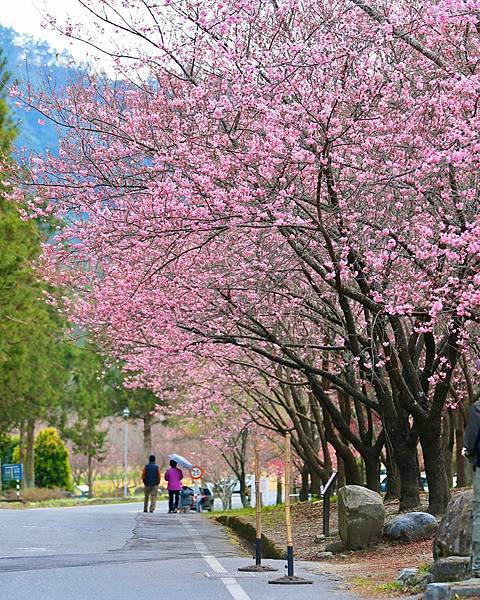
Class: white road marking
15,547,47,551
181,519,252,600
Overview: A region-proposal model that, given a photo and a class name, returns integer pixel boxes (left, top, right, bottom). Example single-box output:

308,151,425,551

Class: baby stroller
179,486,194,513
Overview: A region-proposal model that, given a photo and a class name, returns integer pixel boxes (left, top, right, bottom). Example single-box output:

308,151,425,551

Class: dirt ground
236,498,435,596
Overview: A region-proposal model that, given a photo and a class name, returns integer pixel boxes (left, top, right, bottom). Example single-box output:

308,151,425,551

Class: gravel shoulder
212,499,435,596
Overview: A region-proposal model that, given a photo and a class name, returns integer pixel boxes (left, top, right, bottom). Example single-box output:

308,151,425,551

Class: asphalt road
0,501,355,600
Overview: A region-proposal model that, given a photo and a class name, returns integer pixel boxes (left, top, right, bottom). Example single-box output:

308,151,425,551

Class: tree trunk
299,463,309,502
384,444,400,501
143,413,152,460
276,476,283,504
344,452,363,485
25,418,35,488
336,455,346,488
310,469,322,499
420,423,450,515
18,420,25,489
239,478,249,508
442,412,454,489
364,451,380,493
389,425,421,511
454,411,467,488
87,452,93,498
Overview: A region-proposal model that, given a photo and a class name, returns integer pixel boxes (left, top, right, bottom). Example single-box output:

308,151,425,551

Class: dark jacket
464,401,480,467
142,463,160,487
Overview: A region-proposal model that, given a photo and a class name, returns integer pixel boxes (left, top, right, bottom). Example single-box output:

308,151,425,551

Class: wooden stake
238,435,277,572
285,432,293,550
268,431,313,584
255,436,261,545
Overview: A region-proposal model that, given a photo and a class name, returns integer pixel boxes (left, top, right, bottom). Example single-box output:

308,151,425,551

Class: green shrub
34,428,72,490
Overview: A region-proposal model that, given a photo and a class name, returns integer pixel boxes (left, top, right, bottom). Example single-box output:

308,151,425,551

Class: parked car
380,472,428,493
194,486,214,511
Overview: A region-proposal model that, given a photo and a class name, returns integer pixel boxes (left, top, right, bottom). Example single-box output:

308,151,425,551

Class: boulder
433,491,472,560
424,578,480,600
325,539,346,553
338,485,385,549
397,567,419,585
430,557,470,583
384,512,438,542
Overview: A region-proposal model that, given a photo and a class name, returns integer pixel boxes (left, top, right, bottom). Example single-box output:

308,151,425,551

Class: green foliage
0,45,72,436
58,344,112,483
34,428,72,490
0,434,18,464
11,444,20,464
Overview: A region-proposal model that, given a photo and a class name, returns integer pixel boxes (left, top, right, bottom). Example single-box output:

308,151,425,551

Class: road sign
190,466,204,480
2,463,23,482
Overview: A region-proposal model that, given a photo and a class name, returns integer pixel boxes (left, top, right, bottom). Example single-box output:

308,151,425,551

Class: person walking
165,459,183,513
141,455,160,513
464,401,480,576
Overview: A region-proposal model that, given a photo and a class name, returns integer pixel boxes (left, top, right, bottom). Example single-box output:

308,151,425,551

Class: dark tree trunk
384,444,400,501
143,413,152,460
364,451,380,493
343,454,363,485
239,477,249,508
310,469,322,499
276,476,283,505
389,425,421,511
25,418,35,488
442,412,454,489
420,422,450,515
18,420,25,489
87,452,93,498
337,455,346,489
344,452,363,486
299,463,309,502
454,411,467,488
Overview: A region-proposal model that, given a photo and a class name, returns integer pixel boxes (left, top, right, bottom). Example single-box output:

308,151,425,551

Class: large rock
338,485,385,549
384,512,438,542
433,491,472,560
424,579,480,600
430,557,470,583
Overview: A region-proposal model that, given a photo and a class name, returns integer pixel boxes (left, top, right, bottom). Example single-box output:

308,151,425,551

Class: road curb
215,515,284,559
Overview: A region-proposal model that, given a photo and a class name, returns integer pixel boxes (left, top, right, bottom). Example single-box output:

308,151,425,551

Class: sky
1,0,100,62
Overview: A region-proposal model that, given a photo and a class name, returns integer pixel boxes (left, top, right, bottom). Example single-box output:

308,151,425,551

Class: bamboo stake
238,435,277,572
285,432,293,572
268,431,312,584
255,436,261,556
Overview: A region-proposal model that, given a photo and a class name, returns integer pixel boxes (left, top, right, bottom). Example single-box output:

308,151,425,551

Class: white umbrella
168,454,193,469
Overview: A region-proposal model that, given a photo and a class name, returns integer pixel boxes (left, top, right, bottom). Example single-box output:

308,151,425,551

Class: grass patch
352,577,410,596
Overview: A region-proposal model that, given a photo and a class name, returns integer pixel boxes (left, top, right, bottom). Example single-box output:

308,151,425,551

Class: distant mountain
0,26,77,155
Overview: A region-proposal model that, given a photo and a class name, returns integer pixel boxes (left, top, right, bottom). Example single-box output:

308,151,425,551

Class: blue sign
2,463,23,482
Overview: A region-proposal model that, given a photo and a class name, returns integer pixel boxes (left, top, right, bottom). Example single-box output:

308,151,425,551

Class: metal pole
16,479,20,501
323,489,330,537
124,417,128,498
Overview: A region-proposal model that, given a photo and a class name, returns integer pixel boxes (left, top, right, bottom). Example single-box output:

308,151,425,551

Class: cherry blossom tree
12,0,480,513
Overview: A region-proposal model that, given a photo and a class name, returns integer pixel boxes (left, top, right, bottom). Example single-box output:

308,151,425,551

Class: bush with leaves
34,428,72,490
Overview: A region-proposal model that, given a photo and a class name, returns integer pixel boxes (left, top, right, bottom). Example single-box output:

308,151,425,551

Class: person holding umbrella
165,459,183,513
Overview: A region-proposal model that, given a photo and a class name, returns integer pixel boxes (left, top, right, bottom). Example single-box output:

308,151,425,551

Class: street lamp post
123,406,130,498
